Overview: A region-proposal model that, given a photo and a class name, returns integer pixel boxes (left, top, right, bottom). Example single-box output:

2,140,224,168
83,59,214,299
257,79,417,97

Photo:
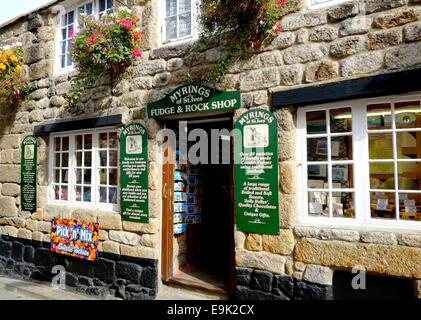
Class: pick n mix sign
50,217,100,261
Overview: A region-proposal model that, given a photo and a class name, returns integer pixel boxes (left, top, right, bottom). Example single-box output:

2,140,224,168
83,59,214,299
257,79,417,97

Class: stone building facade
0,0,420,300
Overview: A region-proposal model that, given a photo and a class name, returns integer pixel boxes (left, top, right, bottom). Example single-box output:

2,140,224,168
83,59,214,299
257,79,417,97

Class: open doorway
161,116,235,295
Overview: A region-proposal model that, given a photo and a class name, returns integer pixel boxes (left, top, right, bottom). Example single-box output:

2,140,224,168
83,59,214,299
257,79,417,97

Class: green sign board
234,109,280,235
21,135,37,212
147,84,241,118
120,123,149,223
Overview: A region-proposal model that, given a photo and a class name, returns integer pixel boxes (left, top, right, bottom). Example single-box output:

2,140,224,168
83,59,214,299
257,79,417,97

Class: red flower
252,39,261,48
118,19,133,30
88,34,100,45
69,30,75,38
132,48,142,58
277,0,289,4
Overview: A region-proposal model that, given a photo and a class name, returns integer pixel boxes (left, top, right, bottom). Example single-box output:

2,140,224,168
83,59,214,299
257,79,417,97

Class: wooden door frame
161,136,175,282
160,117,237,296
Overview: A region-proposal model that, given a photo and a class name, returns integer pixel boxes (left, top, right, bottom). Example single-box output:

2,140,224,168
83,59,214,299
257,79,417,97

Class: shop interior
163,117,234,294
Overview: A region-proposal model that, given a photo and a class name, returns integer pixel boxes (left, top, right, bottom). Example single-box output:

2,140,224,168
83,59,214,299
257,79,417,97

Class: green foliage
198,0,294,82
66,7,143,107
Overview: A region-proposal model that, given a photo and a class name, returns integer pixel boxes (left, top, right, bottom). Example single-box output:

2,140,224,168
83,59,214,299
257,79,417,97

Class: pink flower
69,29,75,38
88,34,100,45
132,48,142,58
118,19,133,30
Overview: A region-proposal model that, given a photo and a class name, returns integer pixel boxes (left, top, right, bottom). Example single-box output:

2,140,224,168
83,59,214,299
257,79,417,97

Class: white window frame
54,0,114,75
159,0,200,45
48,127,119,212
306,0,350,10
297,92,421,231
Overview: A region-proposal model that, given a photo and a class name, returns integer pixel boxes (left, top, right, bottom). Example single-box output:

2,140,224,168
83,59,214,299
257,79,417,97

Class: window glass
165,0,193,42
51,130,118,208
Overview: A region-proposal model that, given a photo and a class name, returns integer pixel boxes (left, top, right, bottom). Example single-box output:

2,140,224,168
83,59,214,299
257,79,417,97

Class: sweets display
173,149,202,235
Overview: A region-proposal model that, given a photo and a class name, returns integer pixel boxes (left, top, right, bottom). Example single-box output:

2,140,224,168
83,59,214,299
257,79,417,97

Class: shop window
57,0,114,72
49,129,119,210
297,94,421,228
162,0,196,43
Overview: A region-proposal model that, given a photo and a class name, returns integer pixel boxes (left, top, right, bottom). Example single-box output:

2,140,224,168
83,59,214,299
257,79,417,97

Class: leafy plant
67,7,143,106
198,0,294,81
0,46,31,103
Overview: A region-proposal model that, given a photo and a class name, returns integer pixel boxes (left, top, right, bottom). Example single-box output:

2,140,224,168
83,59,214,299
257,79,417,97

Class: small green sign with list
21,135,37,212
234,109,280,235
120,123,149,223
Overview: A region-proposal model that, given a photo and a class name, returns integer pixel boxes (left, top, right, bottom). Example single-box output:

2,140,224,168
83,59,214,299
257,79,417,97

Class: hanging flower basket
0,46,30,104
67,7,143,106
199,0,295,81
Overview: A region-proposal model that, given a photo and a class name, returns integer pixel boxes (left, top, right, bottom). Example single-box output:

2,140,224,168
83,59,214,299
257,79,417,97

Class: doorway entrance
161,116,235,295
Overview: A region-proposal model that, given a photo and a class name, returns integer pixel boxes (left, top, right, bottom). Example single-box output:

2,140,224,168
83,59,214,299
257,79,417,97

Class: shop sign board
234,109,280,235
147,84,240,118
120,123,149,223
50,217,99,261
21,135,37,212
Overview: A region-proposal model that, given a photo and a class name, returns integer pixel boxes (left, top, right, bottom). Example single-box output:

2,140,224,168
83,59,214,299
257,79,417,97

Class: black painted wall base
0,234,158,300
236,268,333,300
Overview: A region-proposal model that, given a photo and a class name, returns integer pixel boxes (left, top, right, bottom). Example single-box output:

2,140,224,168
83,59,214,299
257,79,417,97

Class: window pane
68,11,74,24
54,169,60,183
308,191,328,217
76,152,82,166
370,162,395,189
332,164,353,188
165,17,177,40
395,101,421,129
99,187,107,203
107,0,113,9
84,169,92,184
399,193,421,221
76,135,83,150
330,108,352,133
54,137,61,151
331,136,352,160
100,169,107,185
306,110,326,134
84,151,92,167
61,169,68,183
99,0,106,12
66,54,72,67
166,0,177,16
307,165,328,188
61,186,68,201
368,133,393,159
397,132,421,159
332,192,354,218
109,150,118,166
99,132,108,148
75,186,82,201
397,162,420,190
60,54,66,68
370,191,396,220
367,103,392,129
83,187,91,202
62,153,69,167
109,169,118,185
55,153,61,167
54,185,60,200
76,169,82,184
179,13,191,37
99,151,107,167
61,28,67,41
307,137,328,161
86,2,93,14
179,0,191,12
62,137,69,151
84,134,92,149
109,187,117,204
109,132,118,148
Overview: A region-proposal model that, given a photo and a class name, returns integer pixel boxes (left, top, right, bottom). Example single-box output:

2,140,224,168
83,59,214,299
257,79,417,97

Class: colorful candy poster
50,217,99,261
